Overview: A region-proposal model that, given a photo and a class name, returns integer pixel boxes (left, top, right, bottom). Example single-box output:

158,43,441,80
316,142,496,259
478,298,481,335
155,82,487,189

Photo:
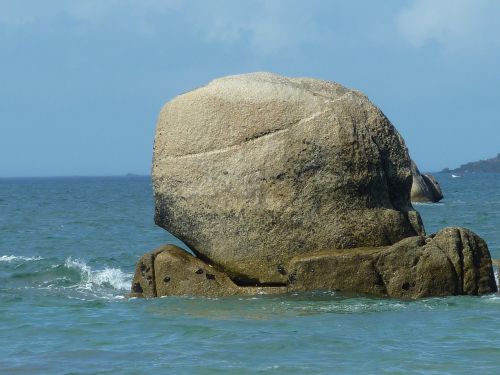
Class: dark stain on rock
132,282,143,293
277,264,287,275
275,172,285,180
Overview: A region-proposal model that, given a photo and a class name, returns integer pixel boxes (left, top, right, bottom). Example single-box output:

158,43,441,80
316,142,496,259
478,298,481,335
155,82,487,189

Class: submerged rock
131,228,497,299
153,72,424,283
411,161,443,203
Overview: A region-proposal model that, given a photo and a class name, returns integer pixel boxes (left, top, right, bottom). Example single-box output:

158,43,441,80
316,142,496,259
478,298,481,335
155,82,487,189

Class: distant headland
441,153,500,173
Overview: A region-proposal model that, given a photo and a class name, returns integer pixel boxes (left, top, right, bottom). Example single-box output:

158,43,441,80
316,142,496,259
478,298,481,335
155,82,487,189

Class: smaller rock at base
130,247,165,297
285,246,387,296
154,246,242,297
288,227,497,298
130,245,287,298
431,227,496,295
130,228,496,299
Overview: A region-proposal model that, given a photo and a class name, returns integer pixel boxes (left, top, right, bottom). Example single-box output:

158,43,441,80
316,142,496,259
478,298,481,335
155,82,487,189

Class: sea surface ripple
1,175,499,374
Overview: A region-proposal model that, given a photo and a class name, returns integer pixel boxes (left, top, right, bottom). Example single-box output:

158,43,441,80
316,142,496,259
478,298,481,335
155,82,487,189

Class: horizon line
0,173,151,179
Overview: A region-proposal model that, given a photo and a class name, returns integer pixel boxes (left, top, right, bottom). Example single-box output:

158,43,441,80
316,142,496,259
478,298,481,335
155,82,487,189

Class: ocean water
1,174,499,374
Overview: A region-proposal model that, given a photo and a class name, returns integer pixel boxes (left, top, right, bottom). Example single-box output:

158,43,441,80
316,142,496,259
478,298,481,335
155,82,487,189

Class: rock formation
153,72,424,283
132,72,497,299
130,245,286,298
411,161,444,203
131,228,497,298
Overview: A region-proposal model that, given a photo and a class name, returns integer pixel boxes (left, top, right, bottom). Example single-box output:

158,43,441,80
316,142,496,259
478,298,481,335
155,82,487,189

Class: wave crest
64,257,131,291
0,255,44,262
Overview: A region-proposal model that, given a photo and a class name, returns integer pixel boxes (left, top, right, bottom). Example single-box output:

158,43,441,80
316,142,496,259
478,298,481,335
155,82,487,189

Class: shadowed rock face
131,228,497,299
288,227,497,297
411,161,443,203
152,72,424,283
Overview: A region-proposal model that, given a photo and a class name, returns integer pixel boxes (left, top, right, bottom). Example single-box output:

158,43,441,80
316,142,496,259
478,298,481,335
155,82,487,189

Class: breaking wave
64,257,131,291
0,254,44,262
2,254,132,300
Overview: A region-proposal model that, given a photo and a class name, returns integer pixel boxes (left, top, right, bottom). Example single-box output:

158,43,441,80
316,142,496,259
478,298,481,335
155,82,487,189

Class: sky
1,0,499,177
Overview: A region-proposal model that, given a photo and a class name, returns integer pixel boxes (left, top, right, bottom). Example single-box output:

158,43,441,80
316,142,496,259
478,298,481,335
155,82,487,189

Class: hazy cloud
191,0,327,54
0,0,324,54
397,0,500,50
0,0,182,25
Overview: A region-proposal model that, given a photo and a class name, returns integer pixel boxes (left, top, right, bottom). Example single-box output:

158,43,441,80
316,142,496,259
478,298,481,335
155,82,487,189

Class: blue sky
1,0,499,176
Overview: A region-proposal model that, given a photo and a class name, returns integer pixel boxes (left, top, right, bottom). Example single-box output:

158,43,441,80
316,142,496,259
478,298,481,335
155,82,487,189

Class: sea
1,174,499,374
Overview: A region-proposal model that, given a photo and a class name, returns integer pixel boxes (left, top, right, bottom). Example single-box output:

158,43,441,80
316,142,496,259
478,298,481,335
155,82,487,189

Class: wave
0,255,44,262
3,254,132,301
64,257,131,292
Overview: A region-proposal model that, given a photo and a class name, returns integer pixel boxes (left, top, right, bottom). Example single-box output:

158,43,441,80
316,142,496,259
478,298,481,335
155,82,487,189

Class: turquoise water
1,175,499,374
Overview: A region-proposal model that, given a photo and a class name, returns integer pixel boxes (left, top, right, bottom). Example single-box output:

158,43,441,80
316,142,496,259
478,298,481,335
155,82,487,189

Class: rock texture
153,72,424,283
288,227,497,298
411,161,443,203
134,72,497,299
131,228,497,299
130,245,286,298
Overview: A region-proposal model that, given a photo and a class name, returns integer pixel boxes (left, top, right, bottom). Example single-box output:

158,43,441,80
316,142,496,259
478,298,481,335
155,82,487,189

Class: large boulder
411,161,443,203
153,72,425,283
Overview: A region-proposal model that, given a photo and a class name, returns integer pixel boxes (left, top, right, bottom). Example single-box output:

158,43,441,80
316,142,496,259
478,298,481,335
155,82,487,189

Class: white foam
64,257,131,291
413,202,445,207
481,294,500,303
0,255,44,262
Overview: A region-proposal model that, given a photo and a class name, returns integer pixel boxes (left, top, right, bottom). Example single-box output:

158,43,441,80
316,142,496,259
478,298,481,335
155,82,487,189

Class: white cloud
0,0,323,54
191,0,327,54
397,0,500,50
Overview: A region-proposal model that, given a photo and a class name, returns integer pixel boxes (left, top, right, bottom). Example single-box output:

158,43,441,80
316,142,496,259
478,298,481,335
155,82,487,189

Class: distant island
441,153,500,173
